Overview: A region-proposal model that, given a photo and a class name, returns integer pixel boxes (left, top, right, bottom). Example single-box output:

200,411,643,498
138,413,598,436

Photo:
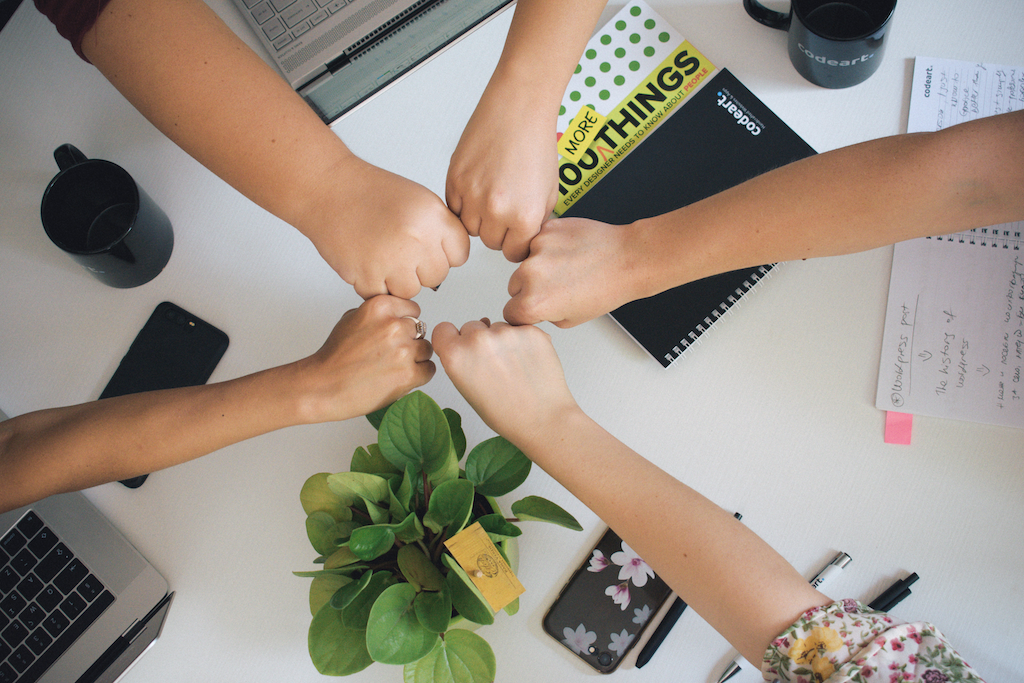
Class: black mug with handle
41,144,174,288
743,0,897,89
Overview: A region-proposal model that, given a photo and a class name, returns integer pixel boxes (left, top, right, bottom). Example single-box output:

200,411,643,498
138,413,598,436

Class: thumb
430,322,460,358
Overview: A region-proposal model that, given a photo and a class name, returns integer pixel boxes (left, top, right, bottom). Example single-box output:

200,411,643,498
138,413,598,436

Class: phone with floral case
543,527,672,673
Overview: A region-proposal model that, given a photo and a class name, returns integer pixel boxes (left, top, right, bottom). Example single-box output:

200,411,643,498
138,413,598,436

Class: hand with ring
294,296,435,421
404,316,427,340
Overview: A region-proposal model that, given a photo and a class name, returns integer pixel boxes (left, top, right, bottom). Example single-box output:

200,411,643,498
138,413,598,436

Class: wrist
277,357,362,427
243,361,328,428
289,148,365,247
625,217,682,300
631,206,722,296
509,400,588,458
485,58,564,119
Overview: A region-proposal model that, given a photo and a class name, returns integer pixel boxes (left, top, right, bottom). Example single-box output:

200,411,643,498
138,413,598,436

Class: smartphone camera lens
586,646,612,667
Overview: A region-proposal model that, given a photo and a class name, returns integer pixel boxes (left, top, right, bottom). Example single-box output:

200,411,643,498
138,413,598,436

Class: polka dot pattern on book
556,2,683,133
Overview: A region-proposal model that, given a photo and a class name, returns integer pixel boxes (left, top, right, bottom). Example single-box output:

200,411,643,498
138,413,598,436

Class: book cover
554,1,716,216
563,69,815,367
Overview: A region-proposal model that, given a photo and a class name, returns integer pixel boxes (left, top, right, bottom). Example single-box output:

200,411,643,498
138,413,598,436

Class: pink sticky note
884,412,913,445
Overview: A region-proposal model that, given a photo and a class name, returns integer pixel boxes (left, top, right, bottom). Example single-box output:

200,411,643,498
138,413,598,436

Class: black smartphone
99,301,229,487
543,527,672,673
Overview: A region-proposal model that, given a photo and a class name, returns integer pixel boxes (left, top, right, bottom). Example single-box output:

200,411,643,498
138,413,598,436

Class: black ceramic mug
41,144,173,288
743,0,897,89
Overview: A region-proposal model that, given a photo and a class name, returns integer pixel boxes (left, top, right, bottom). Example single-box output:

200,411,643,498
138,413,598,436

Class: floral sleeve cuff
761,599,985,683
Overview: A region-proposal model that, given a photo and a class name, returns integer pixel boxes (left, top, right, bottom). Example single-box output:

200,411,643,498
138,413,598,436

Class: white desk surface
2,1,1023,681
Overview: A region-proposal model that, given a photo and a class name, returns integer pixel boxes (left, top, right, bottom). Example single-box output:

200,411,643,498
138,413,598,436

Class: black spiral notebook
563,69,815,367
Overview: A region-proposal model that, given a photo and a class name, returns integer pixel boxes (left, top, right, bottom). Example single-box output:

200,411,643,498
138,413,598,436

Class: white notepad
875,57,1024,429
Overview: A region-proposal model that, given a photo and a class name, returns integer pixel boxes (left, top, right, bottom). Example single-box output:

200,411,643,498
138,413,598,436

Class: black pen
636,513,742,669
869,573,918,612
635,595,687,668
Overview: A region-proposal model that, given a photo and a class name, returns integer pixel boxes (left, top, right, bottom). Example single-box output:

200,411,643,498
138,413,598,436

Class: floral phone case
543,527,672,673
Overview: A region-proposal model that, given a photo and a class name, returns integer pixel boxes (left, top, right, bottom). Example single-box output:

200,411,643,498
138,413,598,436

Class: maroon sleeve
34,0,114,62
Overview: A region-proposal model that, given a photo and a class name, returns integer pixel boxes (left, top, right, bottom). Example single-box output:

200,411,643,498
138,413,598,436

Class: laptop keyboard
0,511,114,683
240,0,345,52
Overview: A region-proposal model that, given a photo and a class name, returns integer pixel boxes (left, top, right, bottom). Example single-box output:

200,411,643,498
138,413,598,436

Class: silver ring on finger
404,316,426,340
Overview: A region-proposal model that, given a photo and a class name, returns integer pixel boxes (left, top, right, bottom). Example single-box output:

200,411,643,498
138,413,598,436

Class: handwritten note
907,57,1023,132
875,58,1024,429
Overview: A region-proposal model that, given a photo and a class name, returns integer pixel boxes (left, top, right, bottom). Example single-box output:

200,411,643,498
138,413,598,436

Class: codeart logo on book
716,89,763,136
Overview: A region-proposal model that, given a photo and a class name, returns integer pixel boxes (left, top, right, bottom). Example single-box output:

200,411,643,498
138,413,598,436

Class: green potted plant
296,390,582,682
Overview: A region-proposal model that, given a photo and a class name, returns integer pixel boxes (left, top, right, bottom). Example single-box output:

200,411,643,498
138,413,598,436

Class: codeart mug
743,0,897,89
41,144,173,288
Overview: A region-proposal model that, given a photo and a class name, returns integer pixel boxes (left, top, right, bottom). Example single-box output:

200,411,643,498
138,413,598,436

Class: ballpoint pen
635,595,688,668
716,551,852,683
635,513,742,669
868,572,919,612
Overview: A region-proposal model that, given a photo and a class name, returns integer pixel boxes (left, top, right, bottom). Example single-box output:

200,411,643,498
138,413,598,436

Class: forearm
635,111,1024,297
81,0,355,244
1,297,434,514
0,363,309,513
515,408,827,666
488,0,606,112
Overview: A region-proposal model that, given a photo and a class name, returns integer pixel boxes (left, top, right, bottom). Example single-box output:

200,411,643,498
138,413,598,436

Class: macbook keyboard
0,511,114,683
239,0,345,52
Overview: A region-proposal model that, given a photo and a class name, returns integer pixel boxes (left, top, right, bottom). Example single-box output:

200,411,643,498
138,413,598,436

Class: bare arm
79,0,469,298
505,110,1024,326
431,320,827,665
446,0,607,262
0,296,434,513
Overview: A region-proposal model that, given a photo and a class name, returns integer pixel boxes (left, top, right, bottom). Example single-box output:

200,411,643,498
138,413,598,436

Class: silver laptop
1,412,171,683
231,0,514,123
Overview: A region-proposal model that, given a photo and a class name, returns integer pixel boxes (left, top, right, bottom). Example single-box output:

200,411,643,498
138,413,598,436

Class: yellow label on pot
444,522,524,612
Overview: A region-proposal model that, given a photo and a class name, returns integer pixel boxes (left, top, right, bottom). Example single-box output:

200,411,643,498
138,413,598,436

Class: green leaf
442,555,494,626
330,570,373,610
475,514,523,543
342,571,394,630
511,496,582,531
423,479,475,535
366,403,393,430
393,512,425,544
503,597,519,616
389,469,414,521
300,473,353,521
443,408,467,461
327,472,391,507
309,572,351,616
414,586,452,633
366,499,390,525
465,437,532,497
293,568,355,578
427,449,461,487
349,525,396,562
397,545,445,592
308,603,373,676
366,583,440,665
352,444,402,476
378,391,452,477
306,513,364,556
331,520,362,546
306,511,341,556
349,512,424,562
403,629,496,683
324,546,360,570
